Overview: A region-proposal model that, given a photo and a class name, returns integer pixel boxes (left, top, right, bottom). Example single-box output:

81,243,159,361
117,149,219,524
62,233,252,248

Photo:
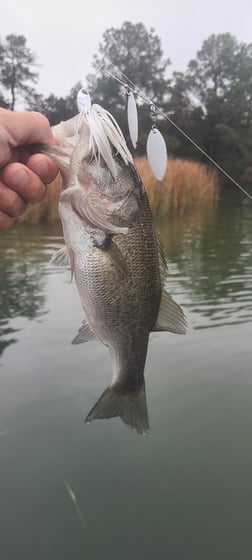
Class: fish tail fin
85,383,149,435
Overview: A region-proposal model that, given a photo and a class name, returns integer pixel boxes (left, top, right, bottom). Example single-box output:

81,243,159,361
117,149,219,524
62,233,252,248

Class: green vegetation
18,158,219,224
0,34,38,110
88,21,169,144
1,24,251,184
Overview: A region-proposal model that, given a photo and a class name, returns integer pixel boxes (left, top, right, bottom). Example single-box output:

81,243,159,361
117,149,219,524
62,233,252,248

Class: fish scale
73,194,160,343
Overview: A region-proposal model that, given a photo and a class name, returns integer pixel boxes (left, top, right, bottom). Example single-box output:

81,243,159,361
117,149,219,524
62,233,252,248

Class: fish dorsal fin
153,289,187,335
71,320,98,344
49,246,74,280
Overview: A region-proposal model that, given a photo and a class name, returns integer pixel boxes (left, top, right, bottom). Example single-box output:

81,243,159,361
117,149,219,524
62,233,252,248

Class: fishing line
86,65,252,202
155,107,252,201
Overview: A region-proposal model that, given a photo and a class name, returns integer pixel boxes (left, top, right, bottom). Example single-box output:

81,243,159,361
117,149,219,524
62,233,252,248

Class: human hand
0,109,59,230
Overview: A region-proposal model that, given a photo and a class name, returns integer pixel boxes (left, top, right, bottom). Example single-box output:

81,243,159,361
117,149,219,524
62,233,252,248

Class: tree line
1,23,252,182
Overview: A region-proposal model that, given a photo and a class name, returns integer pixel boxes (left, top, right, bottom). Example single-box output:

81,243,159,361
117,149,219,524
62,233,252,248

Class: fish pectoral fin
50,246,71,267
153,289,187,334
71,320,98,344
95,238,128,276
85,383,149,435
49,246,74,280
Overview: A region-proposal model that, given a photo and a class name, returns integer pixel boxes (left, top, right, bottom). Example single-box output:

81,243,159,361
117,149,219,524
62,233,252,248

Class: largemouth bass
43,104,187,434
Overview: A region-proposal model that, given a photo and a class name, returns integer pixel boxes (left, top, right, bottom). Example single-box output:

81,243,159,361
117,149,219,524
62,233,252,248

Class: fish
42,104,187,434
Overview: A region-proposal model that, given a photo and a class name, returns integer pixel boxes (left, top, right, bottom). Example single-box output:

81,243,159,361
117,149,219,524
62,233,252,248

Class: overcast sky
1,0,252,100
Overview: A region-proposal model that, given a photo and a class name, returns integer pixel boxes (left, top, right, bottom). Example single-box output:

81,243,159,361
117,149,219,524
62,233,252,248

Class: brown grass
135,156,219,215
18,157,219,224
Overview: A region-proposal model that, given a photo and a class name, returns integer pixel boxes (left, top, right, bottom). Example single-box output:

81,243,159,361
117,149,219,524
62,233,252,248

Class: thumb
0,109,55,166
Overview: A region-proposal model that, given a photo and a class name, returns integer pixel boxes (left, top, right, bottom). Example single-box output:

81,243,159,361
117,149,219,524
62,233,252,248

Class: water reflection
0,223,62,356
157,194,252,328
0,193,252,560
0,193,251,358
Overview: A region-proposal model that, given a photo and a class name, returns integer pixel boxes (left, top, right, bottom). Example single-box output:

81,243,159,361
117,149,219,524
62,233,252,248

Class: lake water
0,192,251,559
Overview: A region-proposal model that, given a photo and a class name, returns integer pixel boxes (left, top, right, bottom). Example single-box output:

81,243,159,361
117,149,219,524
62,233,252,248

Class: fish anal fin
71,320,98,344
85,383,149,435
153,290,187,335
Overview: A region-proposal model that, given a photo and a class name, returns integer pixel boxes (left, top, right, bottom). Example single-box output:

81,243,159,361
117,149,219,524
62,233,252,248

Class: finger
0,210,15,231
26,153,59,184
0,110,54,165
2,162,47,204
0,182,27,217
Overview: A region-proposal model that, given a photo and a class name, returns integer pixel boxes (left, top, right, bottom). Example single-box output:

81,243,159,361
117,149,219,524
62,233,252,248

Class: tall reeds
18,157,219,224
135,157,219,215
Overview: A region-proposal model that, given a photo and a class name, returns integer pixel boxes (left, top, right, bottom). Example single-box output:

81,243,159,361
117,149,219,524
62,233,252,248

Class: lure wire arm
85,64,252,201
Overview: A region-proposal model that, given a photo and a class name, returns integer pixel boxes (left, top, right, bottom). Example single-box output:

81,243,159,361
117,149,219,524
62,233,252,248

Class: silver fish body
46,106,187,433
58,186,186,433
60,188,161,432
